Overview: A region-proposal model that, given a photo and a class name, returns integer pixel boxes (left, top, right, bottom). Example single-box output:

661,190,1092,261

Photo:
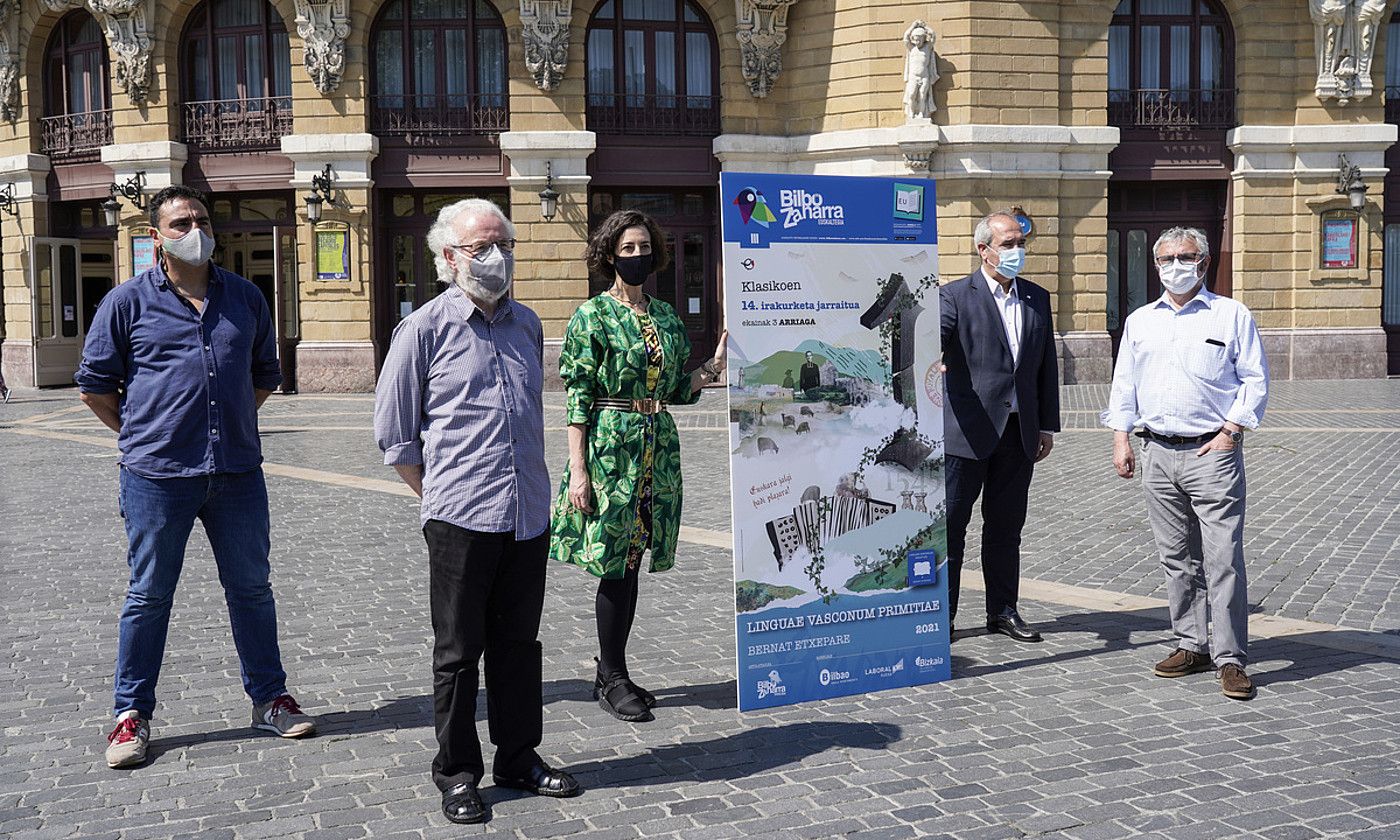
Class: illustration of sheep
782,414,795,428
800,406,815,417
757,437,780,455
796,422,810,435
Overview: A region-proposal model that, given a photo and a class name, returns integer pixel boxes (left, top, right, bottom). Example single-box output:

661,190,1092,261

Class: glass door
272,226,299,391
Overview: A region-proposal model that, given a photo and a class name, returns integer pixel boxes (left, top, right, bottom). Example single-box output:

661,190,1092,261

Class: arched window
1107,0,1234,129
40,11,112,161
180,0,292,150
368,0,509,141
586,0,719,135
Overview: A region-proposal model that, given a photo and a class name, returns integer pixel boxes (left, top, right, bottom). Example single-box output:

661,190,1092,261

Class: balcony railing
183,97,293,152
1108,88,1236,130
40,110,114,163
368,94,509,145
586,93,720,136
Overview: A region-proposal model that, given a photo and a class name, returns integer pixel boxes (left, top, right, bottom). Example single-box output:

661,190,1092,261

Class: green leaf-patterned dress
549,294,702,579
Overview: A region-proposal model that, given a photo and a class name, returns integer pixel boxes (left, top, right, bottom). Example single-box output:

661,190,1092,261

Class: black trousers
944,413,1035,621
424,521,546,791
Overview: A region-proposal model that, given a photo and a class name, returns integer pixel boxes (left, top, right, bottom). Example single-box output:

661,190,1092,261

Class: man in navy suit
941,210,1061,642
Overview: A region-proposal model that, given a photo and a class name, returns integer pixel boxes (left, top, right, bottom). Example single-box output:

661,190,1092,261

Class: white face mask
161,228,216,266
1158,258,1203,295
453,245,514,302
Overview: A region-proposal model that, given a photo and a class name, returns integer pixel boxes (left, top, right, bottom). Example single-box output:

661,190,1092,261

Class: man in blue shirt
76,185,316,769
375,198,580,825
1103,226,1269,701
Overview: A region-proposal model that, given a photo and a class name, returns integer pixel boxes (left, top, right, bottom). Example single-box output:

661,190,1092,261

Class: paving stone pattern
0,380,1397,839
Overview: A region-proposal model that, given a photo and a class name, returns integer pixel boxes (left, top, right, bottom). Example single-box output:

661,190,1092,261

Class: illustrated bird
734,187,777,227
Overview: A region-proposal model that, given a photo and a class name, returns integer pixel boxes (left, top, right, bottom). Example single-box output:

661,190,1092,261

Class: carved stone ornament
294,0,350,94
735,0,799,98
0,0,19,122
41,0,154,105
1310,0,1391,105
901,19,938,121
521,0,571,92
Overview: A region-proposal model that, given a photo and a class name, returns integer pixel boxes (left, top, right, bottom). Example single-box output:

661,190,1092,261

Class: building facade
2,0,1397,391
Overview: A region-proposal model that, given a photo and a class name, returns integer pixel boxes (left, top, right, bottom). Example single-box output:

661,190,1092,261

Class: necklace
609,288,646,313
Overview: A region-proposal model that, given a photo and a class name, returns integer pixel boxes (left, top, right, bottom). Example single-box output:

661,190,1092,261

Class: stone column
0,154,53,388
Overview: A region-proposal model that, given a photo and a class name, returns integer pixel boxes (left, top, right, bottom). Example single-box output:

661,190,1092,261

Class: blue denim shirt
75,263,281,478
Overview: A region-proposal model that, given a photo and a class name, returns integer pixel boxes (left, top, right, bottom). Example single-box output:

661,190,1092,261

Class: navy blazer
940,270,1061,461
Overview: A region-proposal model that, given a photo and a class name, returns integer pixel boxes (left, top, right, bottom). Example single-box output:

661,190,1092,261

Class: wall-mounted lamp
0,183,18,218
303,163,335,224
102,171,148,227
538,161,560,222
1337,154,1368,212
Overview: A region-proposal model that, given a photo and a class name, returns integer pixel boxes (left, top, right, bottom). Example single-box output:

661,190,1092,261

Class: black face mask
614,253,654,286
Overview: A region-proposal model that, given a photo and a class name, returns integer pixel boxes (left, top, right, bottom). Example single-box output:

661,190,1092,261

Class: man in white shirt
1102,226,1269,701
941,210,1061,643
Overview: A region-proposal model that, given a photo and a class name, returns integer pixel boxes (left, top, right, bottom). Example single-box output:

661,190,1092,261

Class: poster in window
132,236,157,273
1322,215,1358,269
315,223,351,281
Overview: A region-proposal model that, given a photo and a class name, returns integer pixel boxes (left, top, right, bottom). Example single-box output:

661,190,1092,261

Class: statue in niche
1310,0,1390,104
902,20,938,121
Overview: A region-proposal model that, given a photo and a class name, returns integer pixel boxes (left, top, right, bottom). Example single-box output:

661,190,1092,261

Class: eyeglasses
1155,253,1202,267
449,239,516,257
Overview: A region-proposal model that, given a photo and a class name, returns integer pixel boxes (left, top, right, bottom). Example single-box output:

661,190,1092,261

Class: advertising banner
721,172,951,712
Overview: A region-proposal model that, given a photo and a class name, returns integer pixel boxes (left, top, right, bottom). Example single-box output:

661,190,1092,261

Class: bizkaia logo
779,189,845,229
818,667,852,686
863,658,906,677
733,187,778,228
756,669,787,699
915,655,944,668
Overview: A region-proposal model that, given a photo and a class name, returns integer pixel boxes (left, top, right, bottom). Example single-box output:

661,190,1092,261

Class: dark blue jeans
114,467,287,717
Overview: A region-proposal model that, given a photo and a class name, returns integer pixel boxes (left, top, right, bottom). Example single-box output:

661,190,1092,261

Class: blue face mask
992,246,1025,280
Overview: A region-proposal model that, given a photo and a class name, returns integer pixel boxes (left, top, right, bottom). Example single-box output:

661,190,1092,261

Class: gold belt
594,397,667,415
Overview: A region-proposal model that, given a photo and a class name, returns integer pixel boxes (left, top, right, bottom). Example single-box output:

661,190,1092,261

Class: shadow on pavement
553,720,903,791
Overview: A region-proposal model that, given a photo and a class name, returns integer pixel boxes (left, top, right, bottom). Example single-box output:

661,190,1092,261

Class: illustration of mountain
736,580,805,613
794,340,889,384
741,341,889,387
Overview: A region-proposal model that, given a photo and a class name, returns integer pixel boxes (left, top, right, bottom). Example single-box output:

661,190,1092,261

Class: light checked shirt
1102,286,1269,437
981,266,1025,417
373,286,549,540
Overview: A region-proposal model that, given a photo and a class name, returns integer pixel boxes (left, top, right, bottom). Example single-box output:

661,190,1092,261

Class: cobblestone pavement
1,380,1398,840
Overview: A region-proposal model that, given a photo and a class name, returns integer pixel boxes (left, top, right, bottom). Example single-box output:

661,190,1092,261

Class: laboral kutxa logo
733,187,778,228
756,669,787,699
893,183,924,221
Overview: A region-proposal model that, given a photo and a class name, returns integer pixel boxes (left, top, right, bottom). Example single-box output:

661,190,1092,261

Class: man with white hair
1103,226,1268,701
374,199,580,824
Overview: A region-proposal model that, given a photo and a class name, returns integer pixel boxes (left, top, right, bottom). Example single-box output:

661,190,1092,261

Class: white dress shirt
1101,286,1269,436
981,267,1023,413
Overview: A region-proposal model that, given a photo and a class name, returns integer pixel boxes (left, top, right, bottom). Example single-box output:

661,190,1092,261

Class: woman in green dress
549,209,727,722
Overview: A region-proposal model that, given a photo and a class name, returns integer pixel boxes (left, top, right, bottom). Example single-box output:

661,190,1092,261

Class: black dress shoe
441,783,487,824
986,607,1042,643
493,762,582,798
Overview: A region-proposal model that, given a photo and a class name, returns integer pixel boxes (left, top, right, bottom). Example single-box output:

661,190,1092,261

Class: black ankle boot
592,657,656,708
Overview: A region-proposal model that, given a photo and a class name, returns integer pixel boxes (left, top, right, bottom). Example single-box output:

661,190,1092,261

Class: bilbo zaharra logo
778,189,845,229
733,187,778,228
756,669,787,699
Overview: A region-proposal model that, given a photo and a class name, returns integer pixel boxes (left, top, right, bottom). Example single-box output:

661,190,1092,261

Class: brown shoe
1153,648,1213,678
1218,664,1255,700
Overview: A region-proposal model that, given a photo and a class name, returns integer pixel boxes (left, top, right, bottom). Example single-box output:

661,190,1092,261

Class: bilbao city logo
818,667,851,686
757,669,787,699
733,187,777,228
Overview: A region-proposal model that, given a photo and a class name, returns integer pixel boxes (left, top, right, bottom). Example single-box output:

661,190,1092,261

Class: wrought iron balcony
368,94,509,145
586,93,720,136
182,97,293,152
1108,88,1236,131
39,110,114,163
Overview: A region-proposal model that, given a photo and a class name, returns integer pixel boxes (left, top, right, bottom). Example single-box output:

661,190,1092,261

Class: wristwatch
1224,428,1243,443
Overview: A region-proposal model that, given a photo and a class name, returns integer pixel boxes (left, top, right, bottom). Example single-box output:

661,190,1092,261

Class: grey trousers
1140,439,1249,668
